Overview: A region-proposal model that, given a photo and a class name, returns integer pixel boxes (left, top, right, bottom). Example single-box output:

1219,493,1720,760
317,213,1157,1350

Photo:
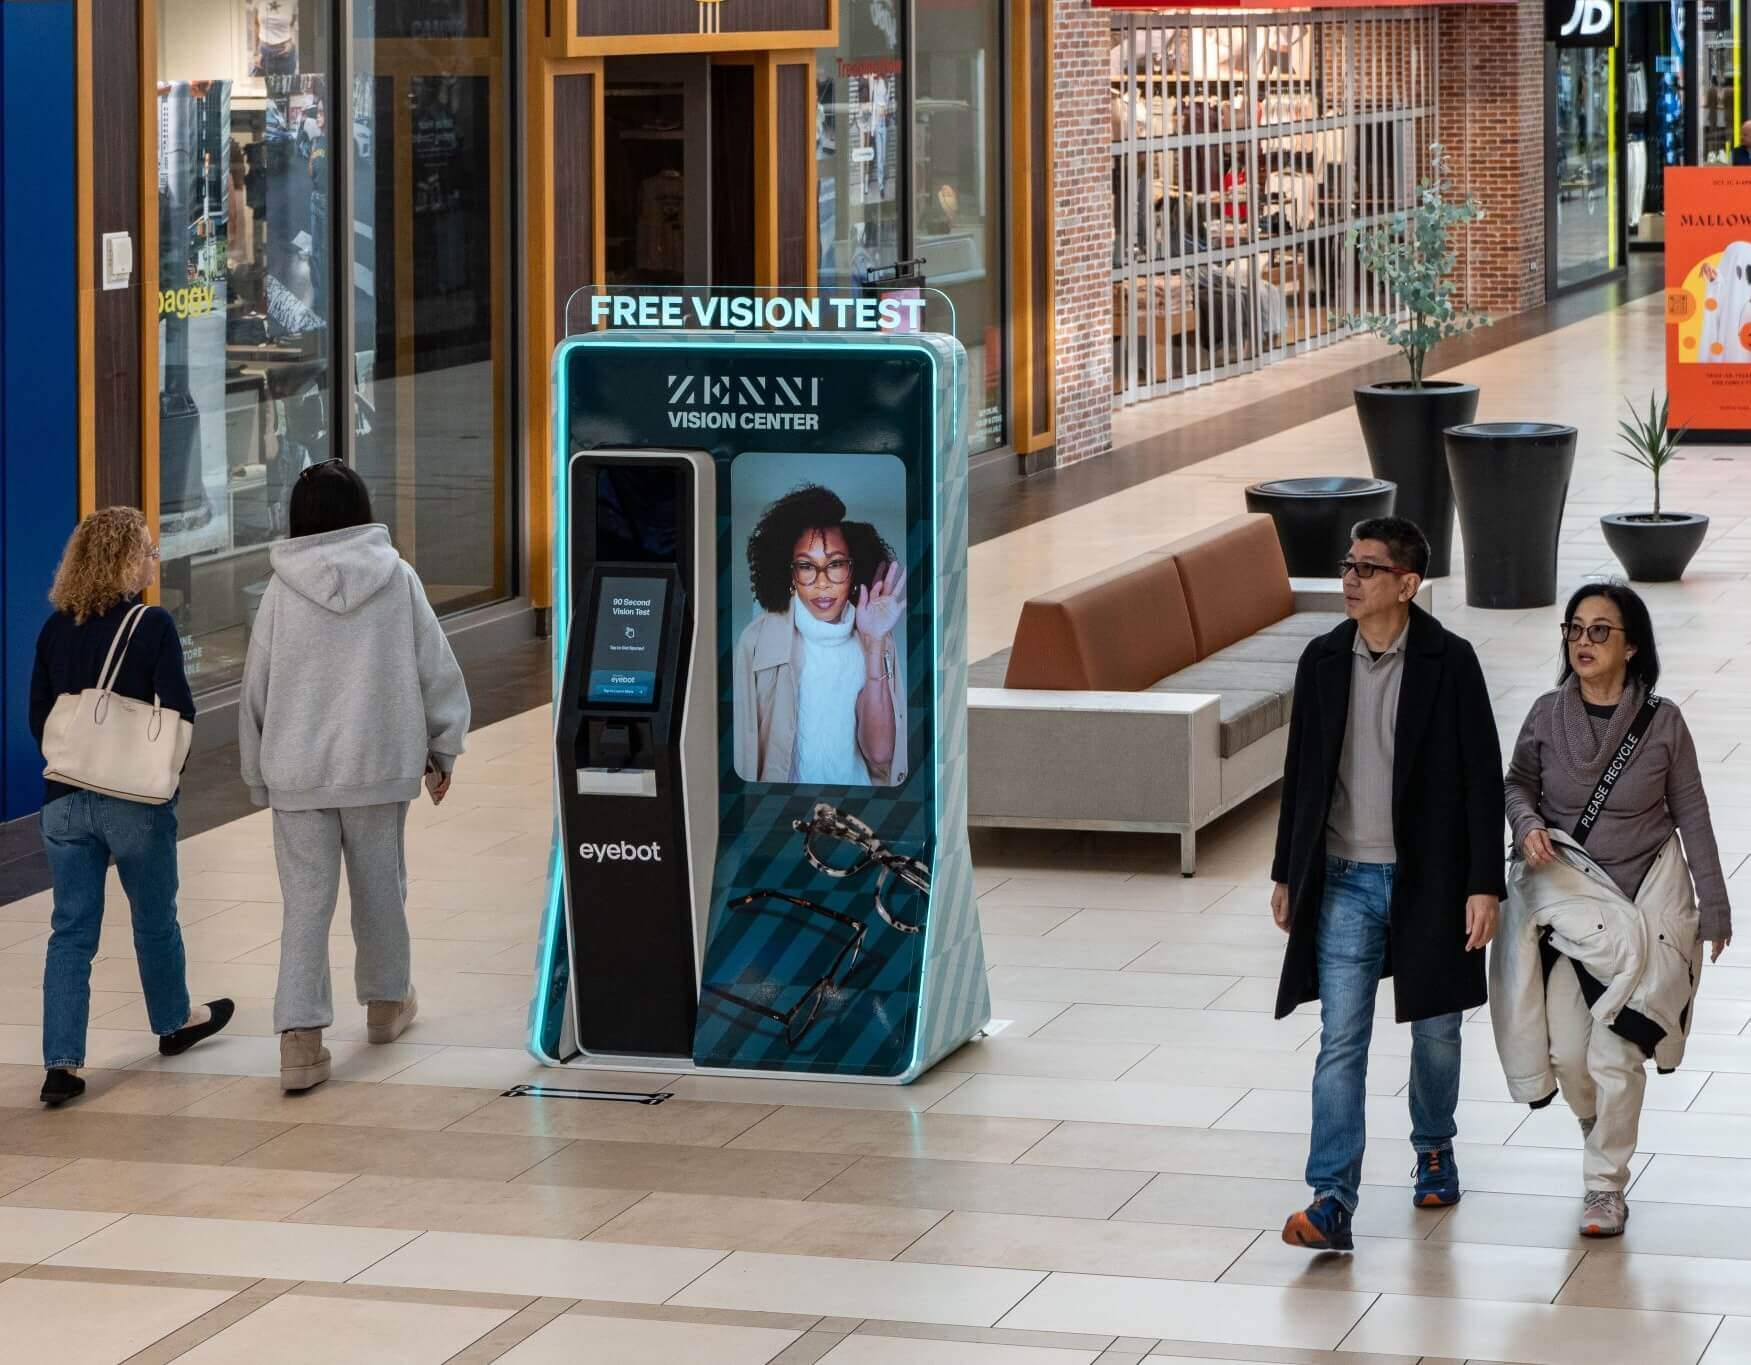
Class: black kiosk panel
557,452,704,1059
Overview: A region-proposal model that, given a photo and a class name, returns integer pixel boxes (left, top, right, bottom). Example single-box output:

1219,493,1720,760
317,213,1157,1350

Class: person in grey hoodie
240,461,470,1091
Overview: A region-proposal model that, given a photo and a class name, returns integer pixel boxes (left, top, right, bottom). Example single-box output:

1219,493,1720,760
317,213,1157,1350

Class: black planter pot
1244,477,1398,577
1353,381,1479,578
1601,513,1710,582
1444,422,1578,610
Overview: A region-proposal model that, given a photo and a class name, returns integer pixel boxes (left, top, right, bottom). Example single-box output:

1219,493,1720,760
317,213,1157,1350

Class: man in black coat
1271,517,1505,1252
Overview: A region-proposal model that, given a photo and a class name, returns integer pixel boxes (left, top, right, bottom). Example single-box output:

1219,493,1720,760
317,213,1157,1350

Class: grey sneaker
1580,1189,1627,1237
1579,1114,1597,1139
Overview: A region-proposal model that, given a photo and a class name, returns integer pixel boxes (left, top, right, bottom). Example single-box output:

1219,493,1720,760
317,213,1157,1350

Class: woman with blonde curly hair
28,507,232,1106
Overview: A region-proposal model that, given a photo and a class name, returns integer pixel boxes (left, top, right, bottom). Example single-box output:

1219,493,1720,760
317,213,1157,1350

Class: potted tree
1347,146,1488,577
1600,392,1710,581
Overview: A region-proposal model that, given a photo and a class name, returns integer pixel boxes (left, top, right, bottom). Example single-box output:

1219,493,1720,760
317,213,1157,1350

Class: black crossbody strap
1573,695,1663,846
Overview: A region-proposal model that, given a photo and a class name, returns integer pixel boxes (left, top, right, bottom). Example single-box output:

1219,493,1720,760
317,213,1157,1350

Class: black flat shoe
159,998,236,1056
40,1069,86,1106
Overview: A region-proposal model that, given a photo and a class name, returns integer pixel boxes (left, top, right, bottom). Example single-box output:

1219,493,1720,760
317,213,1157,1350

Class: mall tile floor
6,291,1751,1362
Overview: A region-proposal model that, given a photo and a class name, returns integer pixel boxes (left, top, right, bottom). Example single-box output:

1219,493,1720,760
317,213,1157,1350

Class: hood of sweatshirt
269,524,403,614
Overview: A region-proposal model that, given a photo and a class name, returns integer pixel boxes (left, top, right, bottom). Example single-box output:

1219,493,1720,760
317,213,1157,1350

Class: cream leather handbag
41,604,194,805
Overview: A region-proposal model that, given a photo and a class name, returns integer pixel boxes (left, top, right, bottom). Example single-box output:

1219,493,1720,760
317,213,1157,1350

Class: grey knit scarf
1549,673,1646,785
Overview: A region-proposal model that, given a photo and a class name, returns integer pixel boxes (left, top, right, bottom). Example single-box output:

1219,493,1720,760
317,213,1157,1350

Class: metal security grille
1110,8,1439,405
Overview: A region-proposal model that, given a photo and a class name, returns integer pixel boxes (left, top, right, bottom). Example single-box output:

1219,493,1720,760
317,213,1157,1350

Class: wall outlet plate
101,231,133,290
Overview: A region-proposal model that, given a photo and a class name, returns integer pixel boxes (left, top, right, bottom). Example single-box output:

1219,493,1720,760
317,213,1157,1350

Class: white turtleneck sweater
791,595,871,785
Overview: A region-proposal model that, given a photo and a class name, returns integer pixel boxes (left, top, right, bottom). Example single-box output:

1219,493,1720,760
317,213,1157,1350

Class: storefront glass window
352,0,512,616
914,0,1005,453
818,0,904,286
156,0,334,691
1553,47,1616,289
1626,0,1687,245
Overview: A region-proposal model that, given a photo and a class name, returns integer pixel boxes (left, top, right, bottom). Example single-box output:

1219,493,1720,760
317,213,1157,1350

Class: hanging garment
1626,139,1647,230
635,169,687,277
1627,64,1648,116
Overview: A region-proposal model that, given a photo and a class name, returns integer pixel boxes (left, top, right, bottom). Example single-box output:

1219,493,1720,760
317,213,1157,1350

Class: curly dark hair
746,483,895,614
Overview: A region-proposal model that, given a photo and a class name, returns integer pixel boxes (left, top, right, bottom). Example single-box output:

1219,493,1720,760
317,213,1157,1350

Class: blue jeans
1307,857,1462,1212
39,791,190,1069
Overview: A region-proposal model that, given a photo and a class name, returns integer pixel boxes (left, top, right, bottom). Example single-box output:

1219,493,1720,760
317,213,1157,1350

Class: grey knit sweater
1504,678,1731,941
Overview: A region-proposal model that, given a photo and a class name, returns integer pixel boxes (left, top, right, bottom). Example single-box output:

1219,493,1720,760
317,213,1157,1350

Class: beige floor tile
288,1172,641,1237
674,1250,1043,1327
1557,1250,1751,1317
1118,1043,1411,1095
998,1273,1374,1352
128,1033,440,1083
665,1070,973,1112
0,1109,291,1165
975,907,1081,938
67,1069,245,1116
378,1046,599,1091
899,1209,1254,1280
822,1338,1100,1364
1337,1293,1721,1365
1632,1154,1751,1207
1,1157,345,1220
590,1191,946,1258
1120,943,1294,978
0,1022,159,1070
179,1076,497,1130
0,1153,69,1197
1221,1232,1581,1303
984,1001,1074,1039
230,1121,567,1182
499,1312,802,1364
0,1275,233,1365
175,1290,513,1364
980,878,1233,913
1515,1102,1751,1158
0,1206,122,1262
812,1157,1152,1220
47,1213,417,1281
1689,1072,1751,1114
450,1094,775,1146
982,936,1157,971
984,966,1236,1010
928,1074,1242,1128
1115,1173,1437,1241
729,1107,1056,1164
354,1228,724,1300
1435,1189,1751,1260
1035,1005,1320,1051
1703,1317,1751,1365
938,1038,1155,1082
0,988,136,1028
515,1138,854,1200
1215,1089,1528,1145
90,995,280,1038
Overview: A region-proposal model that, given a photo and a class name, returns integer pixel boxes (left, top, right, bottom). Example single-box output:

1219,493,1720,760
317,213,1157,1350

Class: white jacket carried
1490,829,1703,1105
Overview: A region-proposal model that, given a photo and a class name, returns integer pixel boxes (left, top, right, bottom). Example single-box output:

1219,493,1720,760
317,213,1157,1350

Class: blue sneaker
1413,1147,1461,1208
1282,1196,1354,1251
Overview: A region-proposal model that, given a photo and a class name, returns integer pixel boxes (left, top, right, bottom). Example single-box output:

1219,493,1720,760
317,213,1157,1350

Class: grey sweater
239,525,471,810
1505,679,1731,941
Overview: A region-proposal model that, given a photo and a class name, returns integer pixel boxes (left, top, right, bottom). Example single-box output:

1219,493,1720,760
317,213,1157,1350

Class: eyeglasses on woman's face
1338,558,1412,581
1560,622,1628,645
791,556,854,587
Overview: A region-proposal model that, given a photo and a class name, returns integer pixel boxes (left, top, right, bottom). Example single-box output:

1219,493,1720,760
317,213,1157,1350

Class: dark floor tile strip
442,1296,577,1364
117,1277,296,1365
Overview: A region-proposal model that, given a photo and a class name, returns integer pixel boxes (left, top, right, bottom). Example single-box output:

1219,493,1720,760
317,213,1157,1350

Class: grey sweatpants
271,803,412,1033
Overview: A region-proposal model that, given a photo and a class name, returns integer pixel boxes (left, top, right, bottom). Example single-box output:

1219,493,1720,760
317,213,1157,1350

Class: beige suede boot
280,1029,332,1092
366,987,418,1044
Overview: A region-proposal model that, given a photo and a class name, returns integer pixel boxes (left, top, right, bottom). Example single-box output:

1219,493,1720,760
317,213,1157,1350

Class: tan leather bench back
1171,513,1295,657
1003,551,1198,691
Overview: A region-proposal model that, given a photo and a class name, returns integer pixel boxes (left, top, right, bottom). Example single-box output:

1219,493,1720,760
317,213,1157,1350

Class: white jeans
1548,962,1647,1192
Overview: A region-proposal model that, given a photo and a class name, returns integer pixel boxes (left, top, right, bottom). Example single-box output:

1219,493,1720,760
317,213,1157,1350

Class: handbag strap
1573,694,1663,847
95,603,151,698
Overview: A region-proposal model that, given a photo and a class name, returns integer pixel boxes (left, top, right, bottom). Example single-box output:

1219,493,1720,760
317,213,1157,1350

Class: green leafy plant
1344,145,1488,388
1616,391,1688,520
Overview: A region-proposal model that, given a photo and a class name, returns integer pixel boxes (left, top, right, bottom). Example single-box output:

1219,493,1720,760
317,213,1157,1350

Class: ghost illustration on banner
1698,242,1751,364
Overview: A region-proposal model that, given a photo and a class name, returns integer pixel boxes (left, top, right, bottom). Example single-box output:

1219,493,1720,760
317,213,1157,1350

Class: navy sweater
29,598,197,806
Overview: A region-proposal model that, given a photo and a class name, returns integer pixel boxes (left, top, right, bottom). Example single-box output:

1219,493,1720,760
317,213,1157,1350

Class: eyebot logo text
579,840,664,863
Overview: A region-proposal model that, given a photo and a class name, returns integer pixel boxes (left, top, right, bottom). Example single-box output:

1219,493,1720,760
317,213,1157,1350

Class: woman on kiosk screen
733,483,907,786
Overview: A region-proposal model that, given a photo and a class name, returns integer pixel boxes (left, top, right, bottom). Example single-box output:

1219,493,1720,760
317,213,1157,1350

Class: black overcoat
1271,605,1506,1022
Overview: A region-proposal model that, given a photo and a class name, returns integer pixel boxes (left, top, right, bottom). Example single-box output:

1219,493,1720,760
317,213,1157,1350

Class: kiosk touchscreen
532,318,988,1084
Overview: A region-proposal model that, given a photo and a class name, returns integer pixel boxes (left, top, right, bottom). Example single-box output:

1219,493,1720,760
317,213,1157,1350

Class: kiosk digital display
532,295,989,1084
586,577,669,705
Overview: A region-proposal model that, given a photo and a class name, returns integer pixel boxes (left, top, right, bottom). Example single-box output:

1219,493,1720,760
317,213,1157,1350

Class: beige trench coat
732,609,906,786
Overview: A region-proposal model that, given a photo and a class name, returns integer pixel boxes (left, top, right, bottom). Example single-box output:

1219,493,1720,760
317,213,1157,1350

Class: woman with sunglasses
1497,580,1730,1238
733,483,906,786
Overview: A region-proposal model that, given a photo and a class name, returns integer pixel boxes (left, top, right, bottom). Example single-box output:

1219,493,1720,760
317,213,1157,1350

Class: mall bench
966,512,1431,875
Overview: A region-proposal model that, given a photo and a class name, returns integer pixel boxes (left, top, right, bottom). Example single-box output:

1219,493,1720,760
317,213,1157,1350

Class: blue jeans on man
40,791,190,1069
1307,857,1462,1213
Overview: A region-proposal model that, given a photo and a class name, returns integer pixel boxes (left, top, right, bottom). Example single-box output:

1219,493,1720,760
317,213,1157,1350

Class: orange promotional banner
1666,167,1751,439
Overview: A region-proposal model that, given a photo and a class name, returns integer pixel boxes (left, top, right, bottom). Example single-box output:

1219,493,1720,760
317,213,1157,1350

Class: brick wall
1437,0,1547,314
1051,0,1114,466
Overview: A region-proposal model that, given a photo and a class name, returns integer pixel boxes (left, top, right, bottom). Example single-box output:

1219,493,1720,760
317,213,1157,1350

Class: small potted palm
1348,145,1489,578
1601,392,1709,582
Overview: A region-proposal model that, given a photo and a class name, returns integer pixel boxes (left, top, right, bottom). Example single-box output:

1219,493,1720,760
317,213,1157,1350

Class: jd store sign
1548,0,1616,47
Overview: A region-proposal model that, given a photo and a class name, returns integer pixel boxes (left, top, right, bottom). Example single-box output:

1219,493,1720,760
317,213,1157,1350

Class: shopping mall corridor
4,292,1751,1363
